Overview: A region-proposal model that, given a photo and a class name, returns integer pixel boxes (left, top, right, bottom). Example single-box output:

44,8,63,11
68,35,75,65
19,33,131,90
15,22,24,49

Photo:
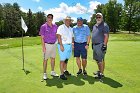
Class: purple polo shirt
39,23,58,43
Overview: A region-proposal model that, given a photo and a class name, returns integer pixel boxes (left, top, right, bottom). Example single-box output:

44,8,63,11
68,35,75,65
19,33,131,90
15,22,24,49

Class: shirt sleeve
56,25,63,35
86,26,90,36
39,25,45,36
103,24,109,35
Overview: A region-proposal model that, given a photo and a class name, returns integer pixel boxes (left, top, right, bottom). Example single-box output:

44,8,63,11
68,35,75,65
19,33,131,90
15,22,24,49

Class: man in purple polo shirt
39,14,58,80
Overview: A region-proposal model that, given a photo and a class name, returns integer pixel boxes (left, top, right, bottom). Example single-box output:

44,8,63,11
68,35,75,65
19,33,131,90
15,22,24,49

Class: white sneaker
51,71,59,77
43,73,47,80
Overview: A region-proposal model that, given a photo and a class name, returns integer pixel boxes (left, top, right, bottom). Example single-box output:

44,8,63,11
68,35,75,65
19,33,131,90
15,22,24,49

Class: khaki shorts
43,43,56,60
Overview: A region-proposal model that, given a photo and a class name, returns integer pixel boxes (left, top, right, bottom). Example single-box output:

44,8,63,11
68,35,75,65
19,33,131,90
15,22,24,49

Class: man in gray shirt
92,13,109,79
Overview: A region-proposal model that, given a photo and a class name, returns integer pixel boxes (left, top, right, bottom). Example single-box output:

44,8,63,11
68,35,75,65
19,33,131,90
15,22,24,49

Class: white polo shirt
57,24,73,44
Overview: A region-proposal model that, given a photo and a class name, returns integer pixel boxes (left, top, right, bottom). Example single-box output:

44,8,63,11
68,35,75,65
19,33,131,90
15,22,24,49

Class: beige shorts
43,43,56,60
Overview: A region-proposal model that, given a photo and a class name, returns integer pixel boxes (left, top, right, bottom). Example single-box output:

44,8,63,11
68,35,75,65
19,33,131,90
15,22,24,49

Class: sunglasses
96,17,101,19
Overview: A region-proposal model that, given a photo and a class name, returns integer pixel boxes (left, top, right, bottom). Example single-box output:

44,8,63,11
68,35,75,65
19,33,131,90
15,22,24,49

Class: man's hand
85,44,89,50
60,45,64,52
102,44,107,51
43,47,46,53
72,43,74,49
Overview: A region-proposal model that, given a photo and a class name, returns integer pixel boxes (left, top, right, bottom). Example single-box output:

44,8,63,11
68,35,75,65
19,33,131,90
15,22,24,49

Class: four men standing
39,13,109,80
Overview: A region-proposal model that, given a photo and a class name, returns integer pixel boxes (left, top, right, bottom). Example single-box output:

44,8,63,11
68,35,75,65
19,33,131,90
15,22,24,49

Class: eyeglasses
96,17,101,19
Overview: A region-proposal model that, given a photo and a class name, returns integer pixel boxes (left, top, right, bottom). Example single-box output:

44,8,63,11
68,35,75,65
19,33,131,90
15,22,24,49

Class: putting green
0,35,140,93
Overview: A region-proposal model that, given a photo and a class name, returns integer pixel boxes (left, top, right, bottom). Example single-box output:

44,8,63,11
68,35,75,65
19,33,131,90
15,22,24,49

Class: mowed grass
0,33,140,93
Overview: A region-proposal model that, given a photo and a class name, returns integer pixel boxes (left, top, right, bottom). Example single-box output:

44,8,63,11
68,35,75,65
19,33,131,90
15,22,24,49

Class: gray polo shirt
92,22,109,44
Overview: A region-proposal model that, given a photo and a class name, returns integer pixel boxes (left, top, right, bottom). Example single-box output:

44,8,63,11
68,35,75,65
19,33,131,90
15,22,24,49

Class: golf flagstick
21,16,28,71
72,51,75,75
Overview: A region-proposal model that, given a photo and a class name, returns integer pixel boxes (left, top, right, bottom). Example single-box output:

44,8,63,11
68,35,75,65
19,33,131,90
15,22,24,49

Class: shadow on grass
22,69,31,75
45,75,85,88
102,77,123,88
45,74,96,88
45,75,122,88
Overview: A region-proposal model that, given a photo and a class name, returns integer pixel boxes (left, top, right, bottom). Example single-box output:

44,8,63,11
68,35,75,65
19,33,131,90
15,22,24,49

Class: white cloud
87,15,92,22
86,1,101,22
44,2,88,23
33,0,40,2
38,6,43,11
88,1,101,14
20,7,28,13
44,1,101,22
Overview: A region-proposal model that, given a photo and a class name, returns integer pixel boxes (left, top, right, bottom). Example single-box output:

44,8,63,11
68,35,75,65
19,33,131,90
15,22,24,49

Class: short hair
47,14,53,19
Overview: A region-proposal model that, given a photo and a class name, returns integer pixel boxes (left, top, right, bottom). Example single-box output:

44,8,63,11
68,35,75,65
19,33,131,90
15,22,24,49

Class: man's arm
40,35,46,53
104,34,109,45
86,26,91,45
87,35,91,45
57,34,64,52
72,37,74,49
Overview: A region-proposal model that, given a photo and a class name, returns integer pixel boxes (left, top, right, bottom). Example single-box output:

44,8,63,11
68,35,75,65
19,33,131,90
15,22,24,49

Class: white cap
96,13,103,17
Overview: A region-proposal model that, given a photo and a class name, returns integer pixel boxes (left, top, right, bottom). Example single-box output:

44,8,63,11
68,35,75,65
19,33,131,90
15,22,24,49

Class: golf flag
21,16,28,33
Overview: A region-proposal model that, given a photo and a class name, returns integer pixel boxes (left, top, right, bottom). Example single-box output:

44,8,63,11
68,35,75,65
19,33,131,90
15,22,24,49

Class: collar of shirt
64,24,71,29
45,23,53,28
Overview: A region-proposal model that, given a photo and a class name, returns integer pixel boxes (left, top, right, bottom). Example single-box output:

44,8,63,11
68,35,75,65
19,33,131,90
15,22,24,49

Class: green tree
123,0,140,33
36,12,46,35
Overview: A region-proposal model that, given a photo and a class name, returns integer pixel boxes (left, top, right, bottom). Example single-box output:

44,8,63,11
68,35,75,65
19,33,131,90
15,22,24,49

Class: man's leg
43,59,48,73
82,59,87,71
43,59,48,80
76,57,81,69
103,61,105,73
51,58,55,71
60,61,67,80
63,62,67,71
50,57,58,77
60,61,64,74
63,59,71,76
97,61,104,74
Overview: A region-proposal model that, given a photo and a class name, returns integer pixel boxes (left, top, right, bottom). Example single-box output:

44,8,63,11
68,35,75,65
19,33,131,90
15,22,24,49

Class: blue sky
0,0,124,22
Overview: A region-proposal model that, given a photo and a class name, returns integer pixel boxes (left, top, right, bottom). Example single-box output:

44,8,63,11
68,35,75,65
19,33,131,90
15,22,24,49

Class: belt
65,43,71,45
92,43,101,45
74,42,86,44
46,42,55,44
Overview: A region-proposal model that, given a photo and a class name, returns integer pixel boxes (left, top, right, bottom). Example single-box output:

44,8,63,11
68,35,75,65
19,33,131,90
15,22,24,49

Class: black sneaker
64,71,71,76
95,72,104,79
94,71,105,78
60,74,67,80
83,70,87,75
77,69,82,75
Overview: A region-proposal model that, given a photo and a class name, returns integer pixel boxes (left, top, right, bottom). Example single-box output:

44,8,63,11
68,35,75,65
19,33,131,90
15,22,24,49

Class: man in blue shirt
73,17,91,76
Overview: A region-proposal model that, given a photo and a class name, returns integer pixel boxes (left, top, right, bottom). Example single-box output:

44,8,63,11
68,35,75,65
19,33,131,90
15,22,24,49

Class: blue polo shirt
73,24,90,43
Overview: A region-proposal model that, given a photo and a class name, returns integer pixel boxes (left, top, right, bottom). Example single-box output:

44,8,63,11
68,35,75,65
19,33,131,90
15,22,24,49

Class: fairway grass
0,34,140,93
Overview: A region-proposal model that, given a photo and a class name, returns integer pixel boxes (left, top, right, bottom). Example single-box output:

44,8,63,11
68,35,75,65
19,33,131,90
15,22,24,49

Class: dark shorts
92,43,106,62
74,42,87,59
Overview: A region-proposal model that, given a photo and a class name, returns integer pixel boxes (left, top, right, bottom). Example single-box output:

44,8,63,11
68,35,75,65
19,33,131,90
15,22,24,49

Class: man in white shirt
57,16,74,80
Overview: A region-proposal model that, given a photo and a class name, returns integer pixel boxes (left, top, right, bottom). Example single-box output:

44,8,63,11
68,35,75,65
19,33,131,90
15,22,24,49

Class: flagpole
21,16,28,71
21,29,25,70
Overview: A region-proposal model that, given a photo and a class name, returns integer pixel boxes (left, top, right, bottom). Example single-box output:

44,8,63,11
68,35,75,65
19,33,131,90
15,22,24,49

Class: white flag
21,16,28,33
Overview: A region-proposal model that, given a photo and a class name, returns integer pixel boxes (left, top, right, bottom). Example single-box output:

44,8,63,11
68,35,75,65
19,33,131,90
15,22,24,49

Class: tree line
0,0,140,38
